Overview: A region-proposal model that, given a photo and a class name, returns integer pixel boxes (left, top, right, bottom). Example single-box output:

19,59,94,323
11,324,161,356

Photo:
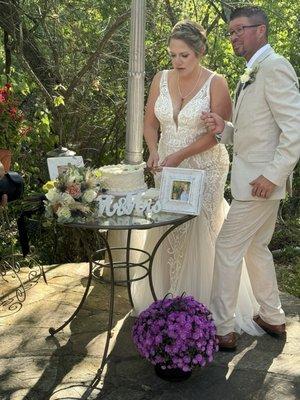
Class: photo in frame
47,156,84,180
159,167,206,215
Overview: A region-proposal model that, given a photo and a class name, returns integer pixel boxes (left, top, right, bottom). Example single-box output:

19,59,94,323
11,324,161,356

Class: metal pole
125,0,146,165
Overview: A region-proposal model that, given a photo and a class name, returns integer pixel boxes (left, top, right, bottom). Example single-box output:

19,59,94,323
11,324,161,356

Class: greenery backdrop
0,0,299,294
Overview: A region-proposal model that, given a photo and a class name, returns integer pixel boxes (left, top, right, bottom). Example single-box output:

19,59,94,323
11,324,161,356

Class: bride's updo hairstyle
168,19,207,56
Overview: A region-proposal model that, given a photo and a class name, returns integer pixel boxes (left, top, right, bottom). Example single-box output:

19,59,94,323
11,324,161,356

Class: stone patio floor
0,263,299,400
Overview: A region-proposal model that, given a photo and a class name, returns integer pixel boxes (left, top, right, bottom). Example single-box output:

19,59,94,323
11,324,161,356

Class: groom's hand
250,175,277,198
160,151,184,168
201,112,225,135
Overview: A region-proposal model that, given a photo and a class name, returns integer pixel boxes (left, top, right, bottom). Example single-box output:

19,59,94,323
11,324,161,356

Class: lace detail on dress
153,69,230,292
166,222,189,293
155,69,229,234
155,70,212,149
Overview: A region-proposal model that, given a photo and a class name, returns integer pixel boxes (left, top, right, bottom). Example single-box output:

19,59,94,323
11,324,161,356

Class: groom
202,6,300,350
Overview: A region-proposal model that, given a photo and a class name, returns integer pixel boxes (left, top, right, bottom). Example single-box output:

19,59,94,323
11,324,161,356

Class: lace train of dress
131,70,264,336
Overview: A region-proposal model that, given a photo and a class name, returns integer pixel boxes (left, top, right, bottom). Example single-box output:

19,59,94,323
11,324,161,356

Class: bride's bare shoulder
208,70,229,86
151,70,167,85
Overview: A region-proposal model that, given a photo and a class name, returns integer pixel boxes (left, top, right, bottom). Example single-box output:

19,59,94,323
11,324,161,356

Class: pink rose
66,183,81,198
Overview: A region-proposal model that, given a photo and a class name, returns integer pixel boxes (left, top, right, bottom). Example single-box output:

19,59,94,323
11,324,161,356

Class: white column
125,0,146,165
105,1,146,284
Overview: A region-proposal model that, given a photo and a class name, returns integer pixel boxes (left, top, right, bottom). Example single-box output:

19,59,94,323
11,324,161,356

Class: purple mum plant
132,295,219,372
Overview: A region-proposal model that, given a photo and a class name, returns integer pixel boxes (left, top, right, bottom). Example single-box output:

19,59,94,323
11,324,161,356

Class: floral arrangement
43,165,106,223
0,83,31,149
132,295,218,372
240,66,259,86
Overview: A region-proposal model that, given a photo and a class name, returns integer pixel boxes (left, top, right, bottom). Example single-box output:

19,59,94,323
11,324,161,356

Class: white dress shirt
247,43,271,68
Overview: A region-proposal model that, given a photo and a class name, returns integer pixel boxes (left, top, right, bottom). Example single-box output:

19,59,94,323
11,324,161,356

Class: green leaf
41,114,50,126
53,95,65,107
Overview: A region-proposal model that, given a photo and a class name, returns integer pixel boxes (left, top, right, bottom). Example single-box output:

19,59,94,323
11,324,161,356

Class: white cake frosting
99,162,147,194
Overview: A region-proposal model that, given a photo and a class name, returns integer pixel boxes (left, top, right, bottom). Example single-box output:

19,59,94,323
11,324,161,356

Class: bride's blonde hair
168,19,207,56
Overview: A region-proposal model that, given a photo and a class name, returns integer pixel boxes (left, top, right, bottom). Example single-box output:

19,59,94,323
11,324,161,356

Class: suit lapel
233,47,275,123
233,84,246,121
234,81,244,106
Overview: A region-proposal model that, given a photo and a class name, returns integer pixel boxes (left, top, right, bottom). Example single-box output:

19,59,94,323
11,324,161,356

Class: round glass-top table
48,211,195,385
62,211,195,230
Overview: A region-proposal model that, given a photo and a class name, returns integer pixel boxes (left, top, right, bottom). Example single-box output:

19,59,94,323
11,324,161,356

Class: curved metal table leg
48,230,93,336
126,229,134,308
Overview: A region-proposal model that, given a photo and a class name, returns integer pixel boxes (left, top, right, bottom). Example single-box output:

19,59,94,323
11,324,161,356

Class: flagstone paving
0,263,299,400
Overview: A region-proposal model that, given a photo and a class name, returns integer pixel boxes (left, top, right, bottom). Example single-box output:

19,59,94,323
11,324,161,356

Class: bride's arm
210,74,232,121
144,72,162,169
160,75,232,167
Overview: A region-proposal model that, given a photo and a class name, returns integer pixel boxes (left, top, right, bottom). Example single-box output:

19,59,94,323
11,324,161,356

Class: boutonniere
240,66,259,86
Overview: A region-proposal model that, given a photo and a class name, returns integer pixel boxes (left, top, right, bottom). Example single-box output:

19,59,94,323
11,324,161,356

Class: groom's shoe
253,316,286,337
216,332,237,351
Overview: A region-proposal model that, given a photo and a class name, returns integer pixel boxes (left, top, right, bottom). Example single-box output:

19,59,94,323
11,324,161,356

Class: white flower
68,171,82,183
240,66,259,84
240,67,252,84
56,206,72,222
44,165,106,222
65,167,83,183
45,188,61,203
82,189,97,203
61,192,75,205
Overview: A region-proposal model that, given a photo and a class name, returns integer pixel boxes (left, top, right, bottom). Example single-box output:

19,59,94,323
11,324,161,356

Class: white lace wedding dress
131,70,264,336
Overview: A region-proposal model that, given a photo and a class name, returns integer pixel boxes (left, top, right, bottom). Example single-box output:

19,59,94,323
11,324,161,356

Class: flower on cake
43,165,106,223
132,295,218,372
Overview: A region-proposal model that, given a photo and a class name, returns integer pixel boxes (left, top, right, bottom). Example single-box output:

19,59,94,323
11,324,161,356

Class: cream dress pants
210,199,285,336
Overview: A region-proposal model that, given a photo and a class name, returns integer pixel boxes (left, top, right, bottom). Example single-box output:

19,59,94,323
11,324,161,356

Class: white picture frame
159,167,206,215
47,156,84,180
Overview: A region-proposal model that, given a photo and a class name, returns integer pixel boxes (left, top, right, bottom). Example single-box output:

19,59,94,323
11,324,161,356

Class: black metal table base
48,214,195,388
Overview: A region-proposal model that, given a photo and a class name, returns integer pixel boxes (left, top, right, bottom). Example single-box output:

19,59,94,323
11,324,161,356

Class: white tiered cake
99,162,147,195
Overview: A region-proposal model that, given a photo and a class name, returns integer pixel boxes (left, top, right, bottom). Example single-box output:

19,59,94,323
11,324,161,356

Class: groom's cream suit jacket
222,46,300,201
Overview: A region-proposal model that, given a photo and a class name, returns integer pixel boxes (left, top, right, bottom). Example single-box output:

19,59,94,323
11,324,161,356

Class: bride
131,19,263,339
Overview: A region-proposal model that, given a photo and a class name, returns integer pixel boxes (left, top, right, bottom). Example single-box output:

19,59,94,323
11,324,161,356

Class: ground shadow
20,274,125,400
95,316,293,400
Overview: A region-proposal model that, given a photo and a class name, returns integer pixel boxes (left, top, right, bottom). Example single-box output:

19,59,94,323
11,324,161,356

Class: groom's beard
232,43,246,57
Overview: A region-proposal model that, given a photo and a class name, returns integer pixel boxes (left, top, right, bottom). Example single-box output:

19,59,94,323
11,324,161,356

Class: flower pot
154,364,192,382
0,149,12,172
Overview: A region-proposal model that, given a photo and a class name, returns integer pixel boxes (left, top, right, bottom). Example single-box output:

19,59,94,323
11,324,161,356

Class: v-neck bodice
154,70,214,148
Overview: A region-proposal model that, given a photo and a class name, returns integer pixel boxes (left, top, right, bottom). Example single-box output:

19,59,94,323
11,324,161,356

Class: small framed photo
159,167,206,215
47,156,84,180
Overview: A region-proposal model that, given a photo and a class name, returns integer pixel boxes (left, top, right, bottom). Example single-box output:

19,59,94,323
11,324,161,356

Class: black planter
154,364,192,382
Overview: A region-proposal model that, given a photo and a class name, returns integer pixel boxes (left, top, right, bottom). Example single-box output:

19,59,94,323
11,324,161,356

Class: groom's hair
230,6,269,38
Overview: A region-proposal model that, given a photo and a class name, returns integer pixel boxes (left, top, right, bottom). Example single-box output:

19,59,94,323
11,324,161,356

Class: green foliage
27,217,102,264
276,262,300,298
2,0,299,171
0,0,299,270
0,66,56,184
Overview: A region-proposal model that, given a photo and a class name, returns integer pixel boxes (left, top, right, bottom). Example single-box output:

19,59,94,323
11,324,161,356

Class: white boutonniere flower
240,66,259,85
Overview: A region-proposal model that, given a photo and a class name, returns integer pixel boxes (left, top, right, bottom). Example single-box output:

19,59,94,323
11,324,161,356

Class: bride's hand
160,151,184,168
147,151,160,173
